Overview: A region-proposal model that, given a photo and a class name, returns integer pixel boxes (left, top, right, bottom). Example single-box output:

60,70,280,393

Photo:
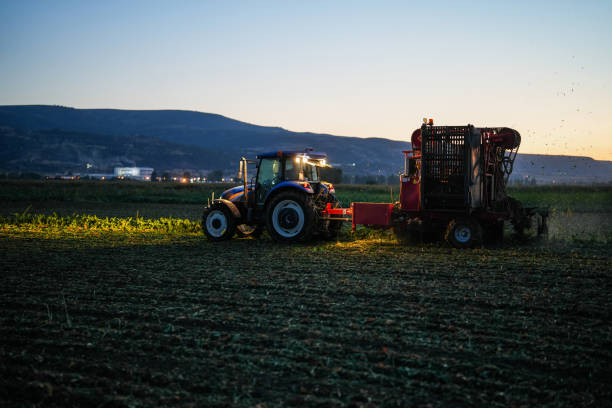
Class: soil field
1,182,611,406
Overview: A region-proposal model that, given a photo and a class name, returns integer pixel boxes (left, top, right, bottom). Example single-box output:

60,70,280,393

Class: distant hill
0,127,233,174
0,105,407,174
511,154,612,184
1,105,611,183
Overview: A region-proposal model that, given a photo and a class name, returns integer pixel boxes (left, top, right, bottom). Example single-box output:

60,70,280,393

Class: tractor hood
220,184,254,202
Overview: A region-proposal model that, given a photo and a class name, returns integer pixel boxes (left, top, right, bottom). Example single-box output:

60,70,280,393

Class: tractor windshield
257,158,282,186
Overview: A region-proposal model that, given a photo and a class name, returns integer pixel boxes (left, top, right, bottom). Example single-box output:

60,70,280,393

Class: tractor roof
257,151,327,160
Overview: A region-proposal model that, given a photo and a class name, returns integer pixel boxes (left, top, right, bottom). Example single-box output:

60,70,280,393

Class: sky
1,0,612,160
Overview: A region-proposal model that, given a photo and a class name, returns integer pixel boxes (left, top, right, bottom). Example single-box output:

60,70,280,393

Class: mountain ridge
1,105,610,183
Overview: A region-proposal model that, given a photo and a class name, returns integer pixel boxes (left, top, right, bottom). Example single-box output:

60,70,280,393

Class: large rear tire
202,203,236,241
266,191,315,243
445,218,483,248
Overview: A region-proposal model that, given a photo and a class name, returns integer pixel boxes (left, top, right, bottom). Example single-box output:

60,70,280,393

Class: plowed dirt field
1,230,610,407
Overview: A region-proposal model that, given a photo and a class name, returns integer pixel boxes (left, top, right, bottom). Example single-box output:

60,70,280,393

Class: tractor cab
253,151,327,206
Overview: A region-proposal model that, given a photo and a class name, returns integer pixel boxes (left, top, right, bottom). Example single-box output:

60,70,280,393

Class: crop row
0,212,201,234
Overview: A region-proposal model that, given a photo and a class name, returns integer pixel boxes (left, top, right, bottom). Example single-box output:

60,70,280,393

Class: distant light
181,178,187,183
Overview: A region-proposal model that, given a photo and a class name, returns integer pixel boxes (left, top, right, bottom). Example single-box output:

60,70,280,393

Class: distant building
113,167,154,181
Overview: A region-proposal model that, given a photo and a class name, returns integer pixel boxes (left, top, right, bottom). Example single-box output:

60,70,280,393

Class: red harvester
323,120,548,248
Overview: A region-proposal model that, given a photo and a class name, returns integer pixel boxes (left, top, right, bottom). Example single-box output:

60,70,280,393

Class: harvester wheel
445,218,483,249
236,224,263,238
202,202,237,241
266,191,315,243
483,220,504,244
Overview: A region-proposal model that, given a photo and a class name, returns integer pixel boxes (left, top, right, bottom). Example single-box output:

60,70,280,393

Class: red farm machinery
324,121,548,248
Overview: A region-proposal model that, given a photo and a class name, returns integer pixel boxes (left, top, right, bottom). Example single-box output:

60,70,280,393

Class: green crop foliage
1,212,201,234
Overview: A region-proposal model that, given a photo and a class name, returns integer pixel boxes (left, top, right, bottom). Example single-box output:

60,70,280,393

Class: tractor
202,151,341,242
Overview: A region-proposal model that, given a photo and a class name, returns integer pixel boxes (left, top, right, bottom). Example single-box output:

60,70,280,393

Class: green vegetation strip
0,213,201,234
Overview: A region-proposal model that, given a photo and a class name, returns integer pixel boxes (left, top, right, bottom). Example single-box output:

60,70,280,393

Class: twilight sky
1,0,611,159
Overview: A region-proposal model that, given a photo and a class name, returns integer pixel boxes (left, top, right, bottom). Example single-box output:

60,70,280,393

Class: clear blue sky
1,0,611,159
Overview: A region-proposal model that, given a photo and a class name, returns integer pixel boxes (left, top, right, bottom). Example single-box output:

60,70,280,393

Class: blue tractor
202,151,341,242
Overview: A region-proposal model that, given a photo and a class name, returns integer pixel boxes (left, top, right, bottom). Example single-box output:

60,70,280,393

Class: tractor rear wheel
445,218,483,248
266,191,315,243
202,202,236,241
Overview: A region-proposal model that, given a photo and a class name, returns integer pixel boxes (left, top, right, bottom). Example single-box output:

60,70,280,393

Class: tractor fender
211,199,242,220
263,184,313,210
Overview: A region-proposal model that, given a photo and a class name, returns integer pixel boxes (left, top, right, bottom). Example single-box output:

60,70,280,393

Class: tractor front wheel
266,192,315,243
445,218,483,248
202,203,236,241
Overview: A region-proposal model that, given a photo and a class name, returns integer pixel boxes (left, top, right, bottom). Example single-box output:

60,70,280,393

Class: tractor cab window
284,160,300,181
303,162,319,182
257,158,282,186
256,158,281,204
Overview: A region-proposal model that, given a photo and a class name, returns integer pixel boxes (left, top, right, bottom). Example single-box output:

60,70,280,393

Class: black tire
445,218,483,249
202,202,236,241
236,224,263,238
483,220,504,244
266,191,315,243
